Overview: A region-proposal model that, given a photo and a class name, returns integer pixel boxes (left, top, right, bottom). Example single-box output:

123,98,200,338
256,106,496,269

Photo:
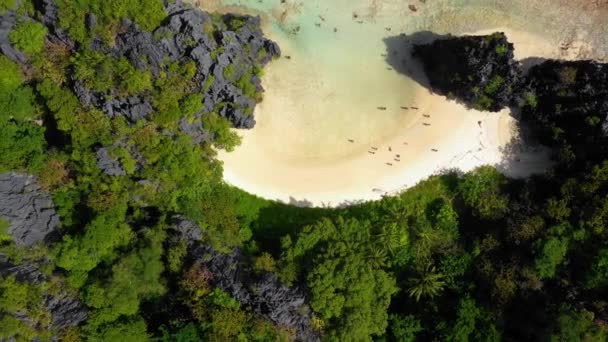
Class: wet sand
193,0,607,207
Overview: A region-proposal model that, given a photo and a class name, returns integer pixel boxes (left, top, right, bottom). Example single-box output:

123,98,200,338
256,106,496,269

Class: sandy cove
216,27,562,207
204,0,606,207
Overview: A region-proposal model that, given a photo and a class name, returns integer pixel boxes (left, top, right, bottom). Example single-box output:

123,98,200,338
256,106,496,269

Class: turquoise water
212,0,608,161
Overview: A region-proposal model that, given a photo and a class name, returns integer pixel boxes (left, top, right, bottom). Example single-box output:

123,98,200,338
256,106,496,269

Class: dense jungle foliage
0,0,608,341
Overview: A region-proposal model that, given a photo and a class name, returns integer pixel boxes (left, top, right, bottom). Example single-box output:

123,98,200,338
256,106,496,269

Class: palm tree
366,245,388,269
375,223,408,256
407,264,445,302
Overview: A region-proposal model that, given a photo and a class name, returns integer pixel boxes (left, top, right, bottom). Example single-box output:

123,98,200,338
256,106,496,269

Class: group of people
348,107,440,167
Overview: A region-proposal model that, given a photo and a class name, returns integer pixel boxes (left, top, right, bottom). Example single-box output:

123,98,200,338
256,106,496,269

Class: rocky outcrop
71,1,279,133
413,32,522,112
0,173,60,246
96,148,126,176
0,255,88,331
174,218,319,342
0,10,27,65
522,60,608,162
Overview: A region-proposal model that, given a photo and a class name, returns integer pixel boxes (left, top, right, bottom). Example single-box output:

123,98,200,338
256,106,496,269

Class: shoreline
203,0,602,207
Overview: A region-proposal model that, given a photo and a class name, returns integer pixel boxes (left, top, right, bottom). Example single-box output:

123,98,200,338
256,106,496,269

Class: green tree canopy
9,20,48,54
458,166,509,220
280,217,398,340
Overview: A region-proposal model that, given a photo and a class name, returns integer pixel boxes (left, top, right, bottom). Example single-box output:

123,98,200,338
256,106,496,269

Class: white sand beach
199,0,607,207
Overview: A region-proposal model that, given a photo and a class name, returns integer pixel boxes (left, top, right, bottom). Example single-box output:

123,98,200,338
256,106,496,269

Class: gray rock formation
0,173,60,246
175,218,319,342
96,148,126,176
72,1,280,136
36,0,75,50
0,10,27,65
0,255,88,331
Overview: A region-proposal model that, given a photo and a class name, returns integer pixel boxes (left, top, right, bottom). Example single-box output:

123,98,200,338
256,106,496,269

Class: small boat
377,106,387,110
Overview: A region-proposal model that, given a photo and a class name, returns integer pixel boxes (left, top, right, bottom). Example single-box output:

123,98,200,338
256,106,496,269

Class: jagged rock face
413,32,522,112
96,148,127,176
45,292,88,330
0,10,27,65
95,143,146,177
72,1,280,133
522,60,608,161
174,218,319,342
0,173,60,246
0,256,88,331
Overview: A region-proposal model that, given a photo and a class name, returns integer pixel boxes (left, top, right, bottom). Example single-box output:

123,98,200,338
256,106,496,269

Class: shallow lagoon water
208,0,608,206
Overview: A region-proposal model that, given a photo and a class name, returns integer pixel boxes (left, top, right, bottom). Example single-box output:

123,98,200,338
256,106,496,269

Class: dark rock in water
96,148,127,176
0,10,27,65
522,60,608,162
0,174,60,246
174,218,319,342
413,32,522,112
0,255,88,331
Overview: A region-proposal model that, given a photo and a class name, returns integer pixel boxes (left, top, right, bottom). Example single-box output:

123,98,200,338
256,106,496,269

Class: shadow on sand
382,31,451,90
382,30,554,181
